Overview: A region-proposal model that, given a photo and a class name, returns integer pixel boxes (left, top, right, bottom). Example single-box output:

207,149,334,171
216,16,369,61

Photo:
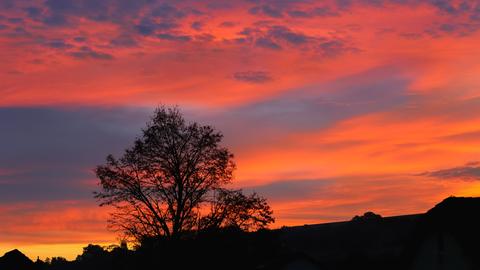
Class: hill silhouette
2,196,480,270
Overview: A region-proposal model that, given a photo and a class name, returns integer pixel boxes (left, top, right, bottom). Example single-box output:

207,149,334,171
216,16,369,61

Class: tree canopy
95,106,274,241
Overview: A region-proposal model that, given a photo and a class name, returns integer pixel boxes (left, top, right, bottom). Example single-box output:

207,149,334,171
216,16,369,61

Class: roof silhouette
0,249,34,269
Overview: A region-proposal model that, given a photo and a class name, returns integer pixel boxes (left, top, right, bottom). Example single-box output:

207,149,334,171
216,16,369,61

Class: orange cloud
0,201,116,259
2,0,480,260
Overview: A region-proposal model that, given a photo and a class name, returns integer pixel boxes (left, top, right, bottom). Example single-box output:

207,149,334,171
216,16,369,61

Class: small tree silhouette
95,106,274,241
351,211,382,222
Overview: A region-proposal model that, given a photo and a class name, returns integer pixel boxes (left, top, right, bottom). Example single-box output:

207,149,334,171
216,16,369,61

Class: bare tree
200,189,275,231
95,106,273,241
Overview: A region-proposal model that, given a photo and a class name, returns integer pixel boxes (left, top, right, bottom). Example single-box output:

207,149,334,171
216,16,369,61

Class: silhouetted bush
351,211,383,222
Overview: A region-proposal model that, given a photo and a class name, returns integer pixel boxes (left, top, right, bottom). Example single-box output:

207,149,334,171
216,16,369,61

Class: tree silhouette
75,245,107,262
95,106,274,241
351,211,382,222
200,188,275,231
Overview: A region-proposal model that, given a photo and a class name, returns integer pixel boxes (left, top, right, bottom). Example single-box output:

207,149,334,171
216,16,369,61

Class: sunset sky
2,0,480,260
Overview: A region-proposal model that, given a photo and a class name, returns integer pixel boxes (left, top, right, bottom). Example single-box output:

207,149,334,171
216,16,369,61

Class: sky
1,0,480,260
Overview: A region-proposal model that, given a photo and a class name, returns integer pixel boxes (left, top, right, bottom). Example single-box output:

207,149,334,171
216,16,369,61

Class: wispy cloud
233,71,273,83
419,162,480,181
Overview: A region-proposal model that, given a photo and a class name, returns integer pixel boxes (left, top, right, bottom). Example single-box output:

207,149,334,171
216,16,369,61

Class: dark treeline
2,227,284,270
2,196,480,270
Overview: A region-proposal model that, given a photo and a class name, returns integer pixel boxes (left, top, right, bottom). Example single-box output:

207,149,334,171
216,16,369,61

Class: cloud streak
0,107,150,203
419,162,480,181
233,71,273,83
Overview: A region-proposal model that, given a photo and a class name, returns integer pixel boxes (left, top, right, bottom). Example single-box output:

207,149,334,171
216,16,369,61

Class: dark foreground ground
2,196,480,270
